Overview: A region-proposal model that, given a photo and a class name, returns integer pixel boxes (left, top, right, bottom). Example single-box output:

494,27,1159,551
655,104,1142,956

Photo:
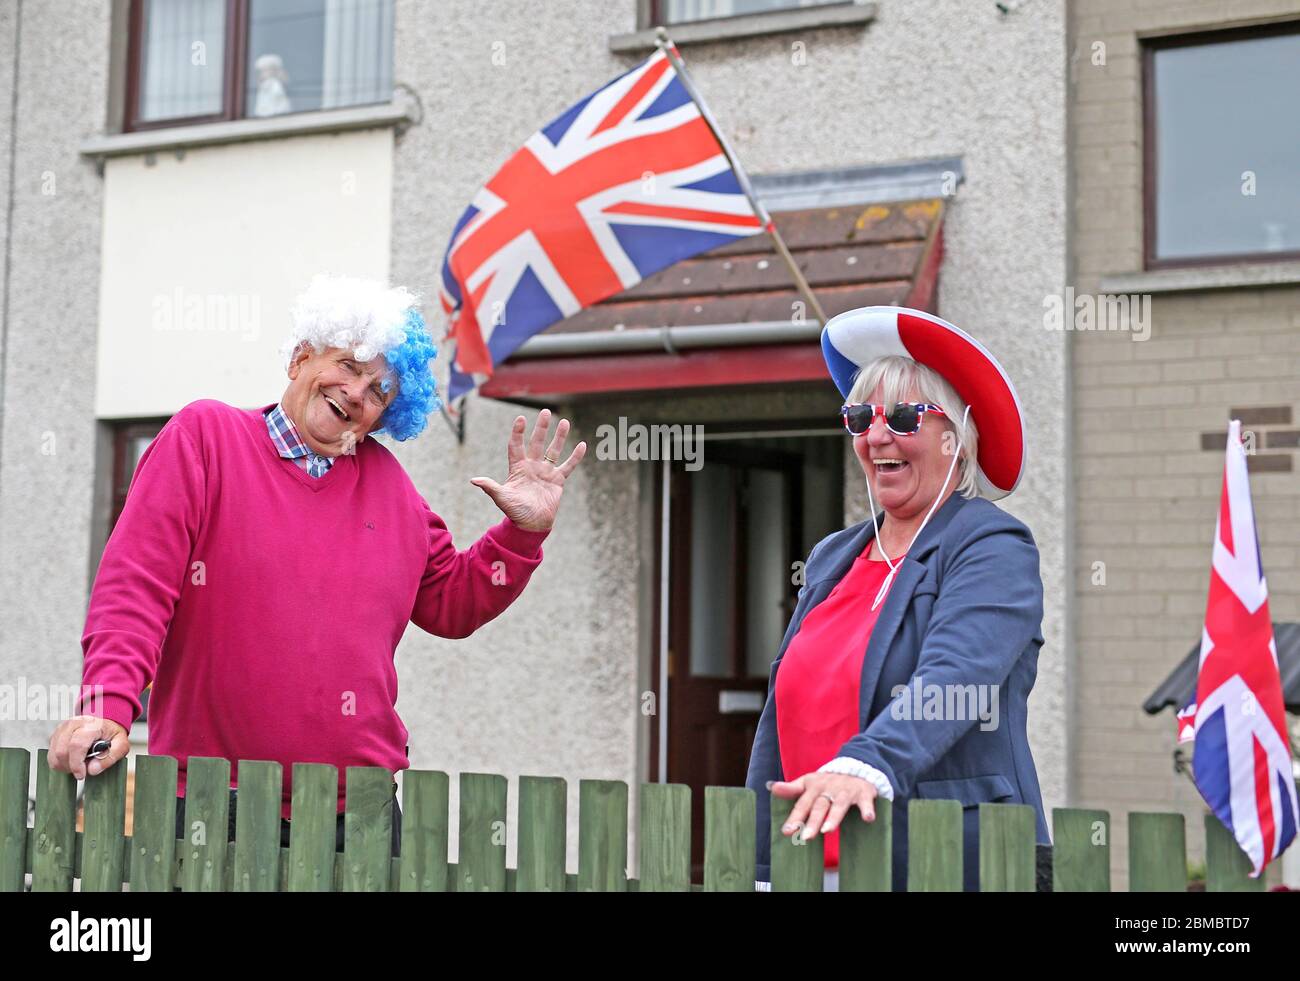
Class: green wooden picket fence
0,746,1268,892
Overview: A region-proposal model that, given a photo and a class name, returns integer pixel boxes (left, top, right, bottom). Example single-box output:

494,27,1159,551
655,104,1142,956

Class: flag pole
439,400,465,443
654,29,828,327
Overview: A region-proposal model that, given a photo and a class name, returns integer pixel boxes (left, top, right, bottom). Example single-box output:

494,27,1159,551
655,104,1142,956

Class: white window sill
79,99,418,164
610,1,876,53
1100,261,1300,295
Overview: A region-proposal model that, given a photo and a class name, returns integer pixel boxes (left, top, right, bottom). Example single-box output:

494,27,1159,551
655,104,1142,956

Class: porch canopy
1143,622,1300,715
478,159,960,405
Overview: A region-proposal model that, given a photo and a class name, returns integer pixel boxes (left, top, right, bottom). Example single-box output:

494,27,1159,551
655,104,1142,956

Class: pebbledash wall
1070,0,1300,887
386,0,1069,875
0,2,115,760
0,0,1069,877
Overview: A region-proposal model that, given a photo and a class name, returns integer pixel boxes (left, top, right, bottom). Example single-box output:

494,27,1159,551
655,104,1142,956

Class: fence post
908,799,962,892
1204,812,1265,892
0,747,31,892
518,775,567,892
578,779,628,891
178,756,231,892
399,769,448,892
344,766,396,892
287,762,337,892
978,802,1035,892
31,750,76,892
1051,808,1111,892
230,760,282,892
128,754,177,892
81,756,128,892
1128,812,1187,892
458,772,507,892
702,786,752,892
641,782,691,892
838,796,892,891
769,794,822,891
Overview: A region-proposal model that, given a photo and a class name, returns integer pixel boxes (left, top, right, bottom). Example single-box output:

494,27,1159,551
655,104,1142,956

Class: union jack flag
437,46,765,402
1192,420,1298,876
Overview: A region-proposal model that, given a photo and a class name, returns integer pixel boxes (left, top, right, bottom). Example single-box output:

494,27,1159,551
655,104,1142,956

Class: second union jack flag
1192,419,1298,876
437,47,765,401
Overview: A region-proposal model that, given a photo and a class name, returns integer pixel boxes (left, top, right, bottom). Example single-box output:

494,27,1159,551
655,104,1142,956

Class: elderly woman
745,305,1049,891
48,275,586,859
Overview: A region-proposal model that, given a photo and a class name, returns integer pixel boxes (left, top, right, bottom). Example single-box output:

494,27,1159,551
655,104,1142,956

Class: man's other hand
471,408,586,532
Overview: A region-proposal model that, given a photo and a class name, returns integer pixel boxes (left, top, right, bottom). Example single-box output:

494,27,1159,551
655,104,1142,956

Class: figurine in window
253,53,292,117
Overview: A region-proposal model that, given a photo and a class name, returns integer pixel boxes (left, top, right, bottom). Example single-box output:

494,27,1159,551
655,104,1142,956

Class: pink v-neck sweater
79,399,550,818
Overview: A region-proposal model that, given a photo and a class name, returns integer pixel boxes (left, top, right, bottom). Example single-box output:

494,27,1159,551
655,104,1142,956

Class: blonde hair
847,355,982,499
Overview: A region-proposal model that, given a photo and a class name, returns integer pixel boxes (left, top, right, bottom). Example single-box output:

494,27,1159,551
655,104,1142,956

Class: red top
775,544,901,868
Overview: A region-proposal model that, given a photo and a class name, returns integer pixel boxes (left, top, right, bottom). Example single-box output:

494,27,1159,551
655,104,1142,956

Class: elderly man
46,275,585,856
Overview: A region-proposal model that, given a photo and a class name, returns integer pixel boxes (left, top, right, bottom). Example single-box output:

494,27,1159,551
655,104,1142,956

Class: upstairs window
125,0,394,131
1144,23,1300,267
652,0,849,24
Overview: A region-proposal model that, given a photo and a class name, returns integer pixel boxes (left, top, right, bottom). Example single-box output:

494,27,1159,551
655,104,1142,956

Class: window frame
647,0,850,27
124,0,248,132
1142,20,1300,270
104,419,168,729
110,419,168,530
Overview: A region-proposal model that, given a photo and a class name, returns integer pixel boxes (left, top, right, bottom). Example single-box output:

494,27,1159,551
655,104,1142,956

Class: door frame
644,423,843,786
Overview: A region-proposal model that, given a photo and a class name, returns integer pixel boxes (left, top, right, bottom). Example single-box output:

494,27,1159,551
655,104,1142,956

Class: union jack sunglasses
841,402,947,436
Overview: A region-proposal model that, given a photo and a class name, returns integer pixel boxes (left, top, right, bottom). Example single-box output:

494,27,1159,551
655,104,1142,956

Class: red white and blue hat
821,306,1026,500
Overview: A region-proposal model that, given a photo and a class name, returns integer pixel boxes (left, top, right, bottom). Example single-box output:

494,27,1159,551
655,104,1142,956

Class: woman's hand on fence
47,715,130,780
471,408,587,532
771,772,878,840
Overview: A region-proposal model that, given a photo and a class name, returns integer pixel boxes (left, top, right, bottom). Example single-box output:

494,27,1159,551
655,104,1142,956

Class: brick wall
1071,0,1300,887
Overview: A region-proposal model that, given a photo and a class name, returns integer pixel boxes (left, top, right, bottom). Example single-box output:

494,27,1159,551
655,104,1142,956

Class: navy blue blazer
744,492,1050,890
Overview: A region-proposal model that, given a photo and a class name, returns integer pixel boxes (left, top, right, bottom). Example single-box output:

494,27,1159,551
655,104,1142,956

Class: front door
649,432,843,879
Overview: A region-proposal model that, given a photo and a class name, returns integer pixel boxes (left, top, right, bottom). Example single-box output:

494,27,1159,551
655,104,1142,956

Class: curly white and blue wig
280,275,441,442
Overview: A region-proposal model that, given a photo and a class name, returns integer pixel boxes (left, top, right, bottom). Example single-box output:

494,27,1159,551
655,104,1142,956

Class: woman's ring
819,792,835,803
545,453,559,464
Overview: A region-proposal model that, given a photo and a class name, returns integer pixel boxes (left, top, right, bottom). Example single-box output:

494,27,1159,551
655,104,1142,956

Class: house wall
386,0,1069,871
1070,0,1300,887
0,0,1069,879
96,129,394,417
0,0,112,759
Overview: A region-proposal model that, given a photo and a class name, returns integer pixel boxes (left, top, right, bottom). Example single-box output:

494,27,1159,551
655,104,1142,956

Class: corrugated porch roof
480,159,958,403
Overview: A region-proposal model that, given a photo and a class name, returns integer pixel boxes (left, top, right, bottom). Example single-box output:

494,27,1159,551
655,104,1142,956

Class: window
98,420,167,731
652,0,847,24
111,422,166,530
1143,23,1300,267
125,0,394,131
